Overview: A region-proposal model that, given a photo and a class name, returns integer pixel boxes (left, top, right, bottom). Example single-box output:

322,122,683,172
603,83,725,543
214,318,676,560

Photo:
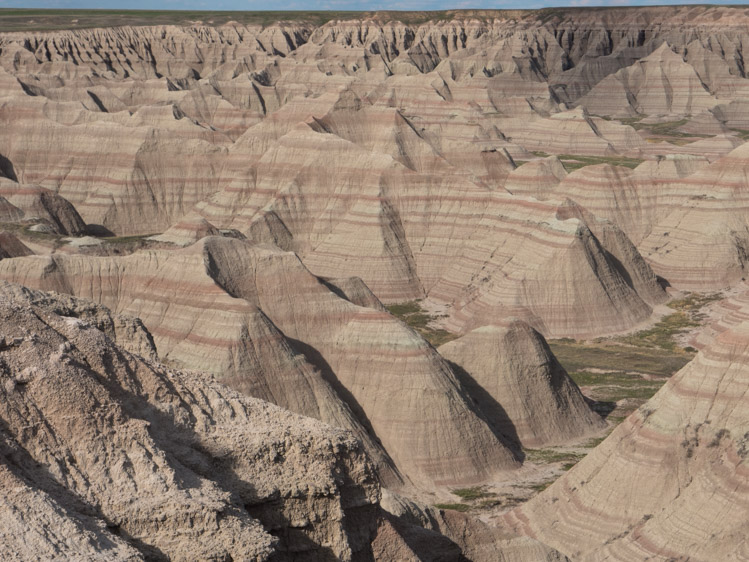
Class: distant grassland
0,9,362,31
0,7,683,32
0,8,522,32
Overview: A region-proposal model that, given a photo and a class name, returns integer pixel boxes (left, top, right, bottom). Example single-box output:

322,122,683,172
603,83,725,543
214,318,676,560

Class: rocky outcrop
579,43,719,117
0,281,381,560
198,121,663,338
636,143,749,289
5,7,749,558
2,9,734,337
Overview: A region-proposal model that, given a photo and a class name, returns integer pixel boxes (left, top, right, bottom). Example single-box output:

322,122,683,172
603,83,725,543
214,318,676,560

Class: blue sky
1,0,746,11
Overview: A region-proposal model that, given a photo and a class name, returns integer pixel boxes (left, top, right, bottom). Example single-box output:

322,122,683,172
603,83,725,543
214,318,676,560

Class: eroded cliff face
0,282,571,561
504,319,749,561
13,10,741,339
9,6,749,335
5,7,749,559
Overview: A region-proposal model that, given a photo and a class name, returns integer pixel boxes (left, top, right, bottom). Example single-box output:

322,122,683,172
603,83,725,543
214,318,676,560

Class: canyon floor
2,5,749,560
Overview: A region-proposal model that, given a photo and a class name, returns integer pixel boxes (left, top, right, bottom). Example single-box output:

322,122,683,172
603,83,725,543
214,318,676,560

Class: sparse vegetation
619,312,699,352
619,292,722,352
618,116,646,126
0,8,550,32
385,300,458,346
478,498,502,508
0,8,362,31
730,128,749,140
526,481,553,492
549,340,691,378
549,340,685,419
0,221,61,244
550,291,722,422
432,486,501,513
451,486,493,501
619,116,711,139
557,154,645,172
528,150,644,172
584,435,608,448
525,448,585,473
524,448,585,465
667,292,722,313
433,502,472,512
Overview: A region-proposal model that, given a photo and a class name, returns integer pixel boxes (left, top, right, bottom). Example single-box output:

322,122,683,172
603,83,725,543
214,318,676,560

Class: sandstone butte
1,4,749,560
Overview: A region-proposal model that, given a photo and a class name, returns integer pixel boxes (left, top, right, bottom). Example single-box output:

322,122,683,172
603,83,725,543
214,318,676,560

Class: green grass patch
524,448,585,465
667,292,722,312
622,118,711,139
549,340,691,378
526,482,552,492
385,301,422,316
0,8,363,31
385,300,458,347
434,503,472,512
21,226,62,242
0,8,551,32
567,370,658,387
567,371,662,402
478,498,502,508
549,291,720,422
730,128,749,140
587,382,661,402
451,486,493,501
620,312,698,352
558,154,644,172
618,116,646,126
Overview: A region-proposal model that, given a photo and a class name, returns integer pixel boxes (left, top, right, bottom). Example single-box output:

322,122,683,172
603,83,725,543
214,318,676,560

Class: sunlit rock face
4,6,749,559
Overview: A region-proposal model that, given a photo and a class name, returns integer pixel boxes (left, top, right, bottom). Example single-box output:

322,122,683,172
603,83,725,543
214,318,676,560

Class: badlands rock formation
15,6,749,334
0,232,32,260
438,321,605,448
0,282,379,560
6,5,749,559
0,237,526,489
505,320,749,561
0,282,570,561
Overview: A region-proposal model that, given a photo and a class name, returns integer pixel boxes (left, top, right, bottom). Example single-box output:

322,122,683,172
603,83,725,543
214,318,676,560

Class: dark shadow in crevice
0,153,18,181
602,249,635,291
586,397,617,419
286,337,392,456
85,224,115,237
656,275,671,290
445,360,524,462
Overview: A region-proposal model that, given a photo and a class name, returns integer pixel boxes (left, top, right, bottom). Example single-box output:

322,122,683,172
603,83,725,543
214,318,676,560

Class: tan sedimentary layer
0,237,518,488
505,320,749,560
438,321,605,448
197,123,663,337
